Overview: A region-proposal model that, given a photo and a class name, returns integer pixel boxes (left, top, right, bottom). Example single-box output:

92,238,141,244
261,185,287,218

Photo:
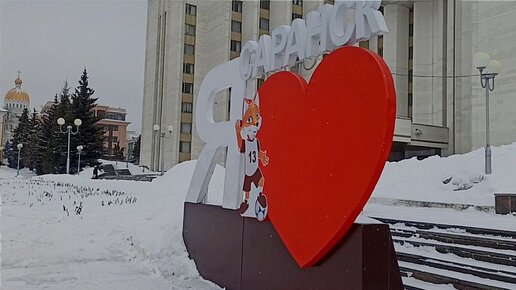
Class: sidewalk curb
369,197,495,213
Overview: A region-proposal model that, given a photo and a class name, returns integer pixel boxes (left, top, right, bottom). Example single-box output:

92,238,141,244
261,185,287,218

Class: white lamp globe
473,52,491,69
167,125,174,132
74,119,82,126
57,117,65,126
487,59,502,75
77,145,84,151
17,143,23,149
153,124,160,131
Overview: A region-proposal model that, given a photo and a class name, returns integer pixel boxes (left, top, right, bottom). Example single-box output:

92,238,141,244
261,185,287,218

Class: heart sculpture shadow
258,46,396,268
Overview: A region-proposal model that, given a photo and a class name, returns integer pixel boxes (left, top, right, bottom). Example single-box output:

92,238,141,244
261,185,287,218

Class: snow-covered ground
1,162,224,289
373,143,516,206
1,143,516,289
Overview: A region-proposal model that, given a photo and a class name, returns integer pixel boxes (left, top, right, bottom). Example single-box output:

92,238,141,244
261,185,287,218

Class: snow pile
373,143,516,206
122,161,224,284
3,143,516,288
0,161,224,289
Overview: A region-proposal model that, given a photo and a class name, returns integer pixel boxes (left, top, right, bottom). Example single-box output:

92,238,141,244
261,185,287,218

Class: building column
412,0,446,126
140,0,162,170
383,4,410,118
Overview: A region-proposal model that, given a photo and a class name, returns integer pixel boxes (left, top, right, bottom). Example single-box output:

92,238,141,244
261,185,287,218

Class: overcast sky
0,0,147,134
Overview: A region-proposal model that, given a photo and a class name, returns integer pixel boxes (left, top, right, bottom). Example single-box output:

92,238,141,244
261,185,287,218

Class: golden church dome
4,75,30,104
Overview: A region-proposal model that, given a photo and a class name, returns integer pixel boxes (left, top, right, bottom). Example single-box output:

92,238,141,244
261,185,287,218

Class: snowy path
1,166,221,290
2,201,170,289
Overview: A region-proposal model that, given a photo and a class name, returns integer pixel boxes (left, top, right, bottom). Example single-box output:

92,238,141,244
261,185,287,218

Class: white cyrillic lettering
329,0,355,47
239,41,258,80
305,10,322,58
355,0,388,41
254,35,272,78
271,25,290,71
284,18,307,67
187,59,246,209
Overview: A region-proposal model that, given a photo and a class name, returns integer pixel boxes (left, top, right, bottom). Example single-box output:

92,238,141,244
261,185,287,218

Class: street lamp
57,117,82,174
153,124,174,175
77,145,84,175
16,143,23,176
473,52,502,175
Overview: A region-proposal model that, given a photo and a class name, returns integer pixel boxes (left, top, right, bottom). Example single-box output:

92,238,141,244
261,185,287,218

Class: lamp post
153,124,174,175
57,117,82,174
16,143,23,176
77,145,84,175
473,52,502,175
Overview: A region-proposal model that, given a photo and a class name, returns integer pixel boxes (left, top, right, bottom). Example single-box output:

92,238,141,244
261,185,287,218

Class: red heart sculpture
258,46,396,268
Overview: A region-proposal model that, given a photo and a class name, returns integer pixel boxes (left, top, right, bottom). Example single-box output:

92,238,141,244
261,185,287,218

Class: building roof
4,75,30,104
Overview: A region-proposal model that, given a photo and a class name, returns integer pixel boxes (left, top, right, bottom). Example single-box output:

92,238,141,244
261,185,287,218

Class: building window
232,0,242,13
230,40,241,52
182,82,194,94
185,24,196,36
231,20,242,33
292,13,302,20
259,18,269,31
184,44,195,55
183,63,194,74
292,0,303,6
185,3,196,16
182,102,193,113
181,122,192,134
105,113,125,121
106,125,119,131
107,136,119,143
260,0,270,10
180,141,191,153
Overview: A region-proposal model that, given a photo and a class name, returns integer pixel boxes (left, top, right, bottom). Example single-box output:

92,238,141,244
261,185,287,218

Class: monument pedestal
183,202,403,290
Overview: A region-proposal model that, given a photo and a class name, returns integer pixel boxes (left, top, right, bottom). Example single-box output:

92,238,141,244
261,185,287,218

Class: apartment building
93,105,131,156
141,0,516,171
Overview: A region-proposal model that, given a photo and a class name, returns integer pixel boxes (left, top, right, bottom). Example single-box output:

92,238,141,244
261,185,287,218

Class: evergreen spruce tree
10,108,30,170
4,140,18,169
55,82,73,174
38,96,60,175
113,142,125,161
131,135,141,164
25,109,41,171
70,68,105,172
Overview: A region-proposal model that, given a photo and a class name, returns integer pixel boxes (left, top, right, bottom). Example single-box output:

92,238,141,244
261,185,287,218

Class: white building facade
2,75,30,146
141,0,516,171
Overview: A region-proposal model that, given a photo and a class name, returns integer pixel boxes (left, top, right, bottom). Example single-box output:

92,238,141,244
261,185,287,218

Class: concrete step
399,265,510,290
391,228,516,251
371,216,516,289
393,238,516,268
372,216,516,239
397,252,516,284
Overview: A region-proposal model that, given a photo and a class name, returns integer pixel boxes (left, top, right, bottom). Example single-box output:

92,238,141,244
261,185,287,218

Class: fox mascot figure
235,97,269,220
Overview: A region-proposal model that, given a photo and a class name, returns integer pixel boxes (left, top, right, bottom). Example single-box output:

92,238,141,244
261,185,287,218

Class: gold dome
4,76,30,104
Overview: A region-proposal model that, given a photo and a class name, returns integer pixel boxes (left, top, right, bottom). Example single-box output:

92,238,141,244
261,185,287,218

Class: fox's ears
244,98,253,105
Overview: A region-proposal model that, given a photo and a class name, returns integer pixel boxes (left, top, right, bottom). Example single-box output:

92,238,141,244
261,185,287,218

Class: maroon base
183,202,403,290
